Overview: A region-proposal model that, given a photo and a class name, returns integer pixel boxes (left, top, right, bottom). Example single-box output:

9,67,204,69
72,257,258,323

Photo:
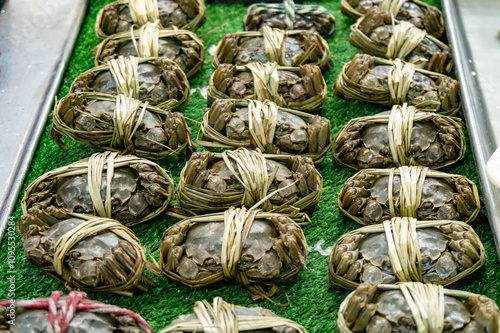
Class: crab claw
213,64,236,94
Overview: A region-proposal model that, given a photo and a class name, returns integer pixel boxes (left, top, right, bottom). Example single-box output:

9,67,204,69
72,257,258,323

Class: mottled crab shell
0,291,153,332
94,28,205,78
70,56,190,111
350,7,452,74
176,149,323,214
328,220,485,290
95,0,207,40
199,99,332,163
159,209,308,303
340,0,445,38
160,297,308,332
332,108,466,170
22,217,156,296
337,283,500,333
51,93,194,159
212,29,331,71
334,54,461,116
19,152,174,231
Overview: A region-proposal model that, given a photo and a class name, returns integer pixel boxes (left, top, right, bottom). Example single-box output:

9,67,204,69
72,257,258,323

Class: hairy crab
244,0,335,37
19,152,174,231
70,56,189,110
200,99,332,163
334,54,461,115
95,23,205,78
0,291,153,332
338,166,480,225
208,63,327,113
341,0,444,38
333,104,465,169
350,7,452,74
160,297,307,332
160,207,307,304
95,0,206,40
176,148,322,214
22,216,156,296
338,282,500,333
213,27,331,71
329,218,485,289
51,94,194,159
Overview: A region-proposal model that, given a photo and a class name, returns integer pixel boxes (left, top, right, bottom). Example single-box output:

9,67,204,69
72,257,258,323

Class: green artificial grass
1,0,499,331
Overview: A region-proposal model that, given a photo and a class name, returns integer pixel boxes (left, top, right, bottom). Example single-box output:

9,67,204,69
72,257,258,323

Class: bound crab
199,99,332,163
22,216,156,296
95,0,206,40
341,0,445,38
208,63,326,113
51,94,194,159
350,7,452,74
329,218,485,290
176,148,322,214
95,22,205,78
338,282,500,333
244,0,335,37
338,166,480,225
0,291,153,332
334,54,461,115
19,152,174,231
213,27,331,71
160,297,307,332
333,104,465,169
71,56,189,111
160,207,307,305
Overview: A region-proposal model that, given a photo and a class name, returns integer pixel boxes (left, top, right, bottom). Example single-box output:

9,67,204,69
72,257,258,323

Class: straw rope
247,99,279,152
338,283,499,333
386,20,427,60
387,59,416,105
328,219,485,290
133,20,160,57
261,27,285,64
160,297,308,332
108,56,140,98
387,103,416,165
128,0,159,27
111,95,147,152
380,0,407,14
338,167,481,225
0,291,154,333
20,152,174,230
245,62,285,106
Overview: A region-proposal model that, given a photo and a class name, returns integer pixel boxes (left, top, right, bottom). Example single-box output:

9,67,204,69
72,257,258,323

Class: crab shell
19,153,174,232
176,150,323,214
350,7,452,74
95,0,207,40
160,297,306,333
160,211,307,296
338,283,500,333
341,0,445,38
332,109,465,170
201,99,332,162
244,2,335,37
208,64,327,113
51,93,194,159
334,54,461,116
213,29,331,71
95,29,205,78
329,220,485,290
70,57,189,111
22,217,155,295
338,167,480,225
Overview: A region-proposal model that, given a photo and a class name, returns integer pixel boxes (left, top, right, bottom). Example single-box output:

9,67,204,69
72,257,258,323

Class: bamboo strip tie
388,166,428,218
386,19,427,60
399,282,445,333
244,62,285,106
108,56,140,98
383,217,422,282
129,0,160,27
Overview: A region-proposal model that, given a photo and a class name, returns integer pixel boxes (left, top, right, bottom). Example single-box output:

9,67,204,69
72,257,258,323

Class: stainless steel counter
0,0,87,240
442,0,500,258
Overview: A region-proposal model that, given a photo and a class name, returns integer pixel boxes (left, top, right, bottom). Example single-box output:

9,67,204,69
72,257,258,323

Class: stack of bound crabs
331,1,500,332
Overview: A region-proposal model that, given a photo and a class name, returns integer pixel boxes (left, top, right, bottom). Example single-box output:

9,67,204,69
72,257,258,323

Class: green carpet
1,0,499,331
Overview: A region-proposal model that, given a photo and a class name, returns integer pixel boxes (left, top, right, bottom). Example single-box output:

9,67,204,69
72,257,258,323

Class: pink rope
0,291,154,333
